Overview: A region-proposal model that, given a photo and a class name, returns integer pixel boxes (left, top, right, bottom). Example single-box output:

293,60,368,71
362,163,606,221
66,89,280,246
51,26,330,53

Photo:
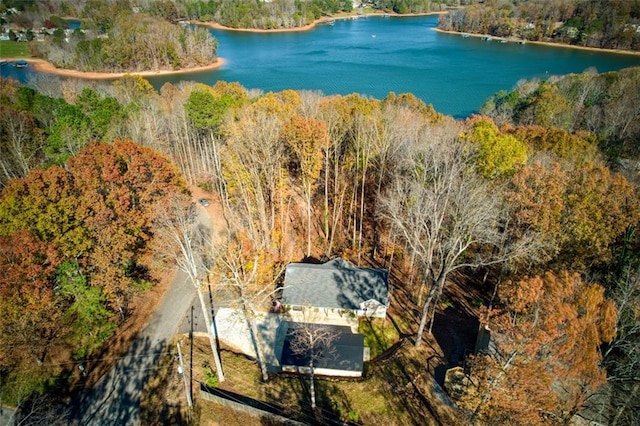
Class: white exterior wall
281,365,362,378
283,306,359,330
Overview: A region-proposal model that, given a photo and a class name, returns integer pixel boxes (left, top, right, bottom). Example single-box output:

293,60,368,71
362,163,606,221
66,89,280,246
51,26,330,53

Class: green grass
359,317,401,359
0,41,31,58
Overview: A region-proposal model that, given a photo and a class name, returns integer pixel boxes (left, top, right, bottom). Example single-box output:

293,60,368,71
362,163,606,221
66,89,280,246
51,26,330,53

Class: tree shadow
139,342,189,425
330,258,389,315
262,373,355,425
67,321,181,425
368,353,445,426
430,305,479,386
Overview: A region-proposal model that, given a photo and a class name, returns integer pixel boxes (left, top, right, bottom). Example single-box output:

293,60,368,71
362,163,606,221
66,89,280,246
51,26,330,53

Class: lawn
0,41,31,58
141,319,462,425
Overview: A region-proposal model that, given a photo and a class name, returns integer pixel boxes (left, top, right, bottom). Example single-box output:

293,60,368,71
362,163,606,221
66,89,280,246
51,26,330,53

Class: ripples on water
3,15,640,118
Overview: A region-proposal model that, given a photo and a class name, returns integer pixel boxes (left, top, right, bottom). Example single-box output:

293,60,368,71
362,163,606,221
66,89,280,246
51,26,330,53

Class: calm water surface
4,15,640,117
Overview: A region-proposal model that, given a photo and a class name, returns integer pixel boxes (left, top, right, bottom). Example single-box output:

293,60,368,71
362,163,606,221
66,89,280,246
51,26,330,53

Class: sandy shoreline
4,13,637,81
198,11,446,33
434,28,640,57
1,57,225,80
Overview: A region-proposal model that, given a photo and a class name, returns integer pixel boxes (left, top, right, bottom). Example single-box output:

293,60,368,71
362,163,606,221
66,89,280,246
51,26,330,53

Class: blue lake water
3,15,640,118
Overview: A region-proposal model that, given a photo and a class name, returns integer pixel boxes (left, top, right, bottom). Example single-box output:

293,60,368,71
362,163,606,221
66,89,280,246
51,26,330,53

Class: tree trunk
415,285,436,347
323,151,330,253
306,182,312,258
245,308,269,382
197,287,225,382
416,271,446,347
310,359,316,409
428,271,448,334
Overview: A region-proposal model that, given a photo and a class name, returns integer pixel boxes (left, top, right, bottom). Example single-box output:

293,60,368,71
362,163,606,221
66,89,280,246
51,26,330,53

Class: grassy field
0,41,31,58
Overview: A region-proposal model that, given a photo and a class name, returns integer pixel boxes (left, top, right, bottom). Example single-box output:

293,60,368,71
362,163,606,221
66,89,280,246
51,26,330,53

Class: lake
3,15,640,118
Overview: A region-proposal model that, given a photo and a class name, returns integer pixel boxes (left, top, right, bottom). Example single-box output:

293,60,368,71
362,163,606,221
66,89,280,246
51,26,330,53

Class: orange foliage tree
506,162,640,269
280,115,327,257
464,271,617,425
0,139,186,402
0,230,66,403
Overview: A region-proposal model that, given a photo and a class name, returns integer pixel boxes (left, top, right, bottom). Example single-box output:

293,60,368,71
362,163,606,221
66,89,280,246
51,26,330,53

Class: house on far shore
281,258,390,323
280,323,367,378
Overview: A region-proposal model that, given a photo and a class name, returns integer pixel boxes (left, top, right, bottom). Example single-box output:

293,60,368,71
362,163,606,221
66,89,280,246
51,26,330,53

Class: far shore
1,57,225,80
198,10,446,33
434,28,640,57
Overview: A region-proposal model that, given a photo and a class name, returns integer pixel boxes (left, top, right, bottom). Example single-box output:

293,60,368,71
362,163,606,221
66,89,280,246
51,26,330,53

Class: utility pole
176,342,192,408
190,305,194,405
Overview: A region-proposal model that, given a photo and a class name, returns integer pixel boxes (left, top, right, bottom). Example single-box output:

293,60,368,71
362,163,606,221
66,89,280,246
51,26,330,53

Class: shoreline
198,10,446,33
1,57,225,80
434,28,640,57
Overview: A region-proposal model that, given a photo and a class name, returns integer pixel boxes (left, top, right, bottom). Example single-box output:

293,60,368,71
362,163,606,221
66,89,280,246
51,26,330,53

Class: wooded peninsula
1,1,639,425
1,0,639,77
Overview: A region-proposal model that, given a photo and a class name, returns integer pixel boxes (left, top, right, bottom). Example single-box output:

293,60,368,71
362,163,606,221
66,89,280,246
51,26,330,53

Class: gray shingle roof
281,258,389,310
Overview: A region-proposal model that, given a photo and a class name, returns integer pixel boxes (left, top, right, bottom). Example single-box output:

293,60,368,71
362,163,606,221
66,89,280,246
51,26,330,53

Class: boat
14,59,28,68
0,59,8,66
499,39,507,43
461,33,470,38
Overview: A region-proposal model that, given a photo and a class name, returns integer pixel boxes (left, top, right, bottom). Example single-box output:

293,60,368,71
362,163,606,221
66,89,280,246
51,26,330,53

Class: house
281,258,390,320
280,323,366,377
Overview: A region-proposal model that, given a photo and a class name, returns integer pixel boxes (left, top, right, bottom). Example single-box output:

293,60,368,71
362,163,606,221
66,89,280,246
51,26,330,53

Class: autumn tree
380,125,509,345
152,198,225,382
280,114,327,257
66,140,186,315
0,139,186,325
462,117,528,180
316,94,362,256
0,231,66,405
285,322,338,409
506,162,640,269
211,232,288,382
509,125,600,166
462,271,617,425
221,99,289,249
185,82,248,197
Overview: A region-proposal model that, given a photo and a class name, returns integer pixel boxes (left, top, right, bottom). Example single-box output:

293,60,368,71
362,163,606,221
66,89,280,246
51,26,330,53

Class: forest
1,58,639,423
438,0,640,51
1,0,218,72
4,0,640,68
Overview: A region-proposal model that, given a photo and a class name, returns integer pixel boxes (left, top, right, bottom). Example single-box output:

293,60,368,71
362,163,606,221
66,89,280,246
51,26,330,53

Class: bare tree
153,198,225,382
0,108,43,186
212,234,289,382
12,391,71,426
286,322,337,410
602,262,640,425
379,125,510,346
